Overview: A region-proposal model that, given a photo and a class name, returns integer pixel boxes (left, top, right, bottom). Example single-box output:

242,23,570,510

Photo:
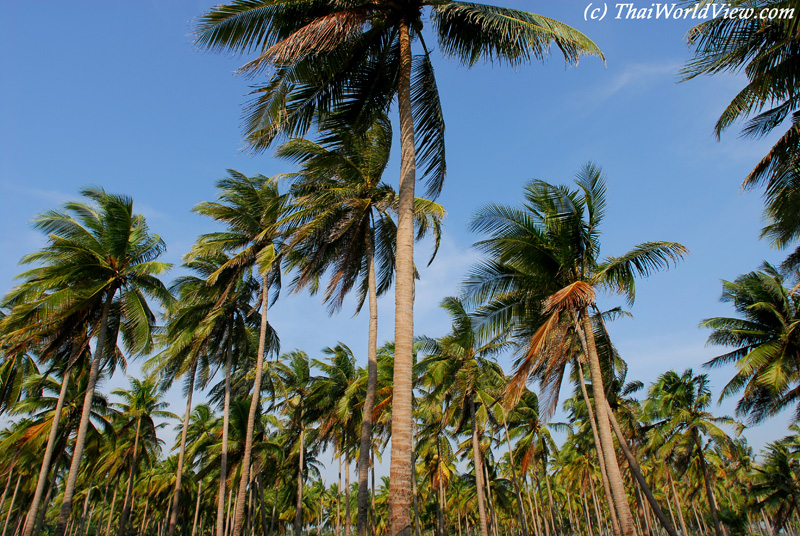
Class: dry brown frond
544,281,596,313
242,11,368,72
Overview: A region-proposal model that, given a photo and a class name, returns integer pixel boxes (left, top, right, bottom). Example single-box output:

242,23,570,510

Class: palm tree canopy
194,0,603,197
702,262,800,424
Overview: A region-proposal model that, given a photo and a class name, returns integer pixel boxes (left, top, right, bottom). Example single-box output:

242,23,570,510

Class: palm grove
1,1,799,536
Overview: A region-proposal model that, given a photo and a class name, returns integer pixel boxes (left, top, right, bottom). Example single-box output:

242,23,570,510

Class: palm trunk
258,472,268,536
55,290,115,536
337,456,342,536
345,456,351,536
35,472,60,536
79,478,94,536
579,308,635,536
666,469,688,536
695,435,723,536
24,364,73,536
139,499,149,536
543,462,559,535
294,426,305,536
192,480,204,536
217,325,234,536
169,362,197,536
605,403,678,536
232,280,270,536
118,416,142,536
358,237,378,536
1,475,21,536
574,334,620,536
105,485,118,536
582,491,595,536
269,487,277,536
95,482,109,536
388,16,417,536
502,418,529,536
469,396,490,536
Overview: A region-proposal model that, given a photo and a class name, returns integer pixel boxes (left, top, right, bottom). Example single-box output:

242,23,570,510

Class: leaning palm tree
190,171,287,536
702,262,800,424
194,6,602,532
278,115,443,536
3,187,172,536
465,163,687,535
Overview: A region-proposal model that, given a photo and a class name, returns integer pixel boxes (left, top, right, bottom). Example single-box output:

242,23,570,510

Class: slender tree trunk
140,499,149,536
269,487,277,536
469,396,490,536
105,486,119,536
502,418,529,536
192,480,204,536
631,477,651,536
544,463,559,535
589,476,606,536
358,238,378,536
1,475,21,536
337,455,342,536
118,416,142,536
294,426,304,536
582,492,595,536
96,482,109,536
169,363,197,536
579,309,635,536
35,474,60,536
217,328,234,536
232,281,270,536
694,435,722,536
257,472,268,536
79,478,94,536
605,405,677,536
55,291,116,536
24,364,73,536
666,470,688,536
345,456,351,536
371,449,377,536
535,473,551,536
574,339,620,536
483,457,499,536
524,473,541,536
388,16,416,536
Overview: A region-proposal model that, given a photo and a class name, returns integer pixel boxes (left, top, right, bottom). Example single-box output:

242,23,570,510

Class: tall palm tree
151,253,261,536
702,262,800,423
646,369,740,536
465,163,687,535
190,171,288,536
194,6,602,533
5,188,172,536
278,115,443,536
682,1,800,266
113,376,176,536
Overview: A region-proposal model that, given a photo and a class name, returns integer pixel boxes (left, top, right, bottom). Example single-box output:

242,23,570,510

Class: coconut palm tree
112,376,176,536
278,115,443,536
151,253,262,536
272,350,316,536
190,171,288,536
751,433,800,533
194,6,602,532
702,262,800,424
646,369,740,536
682,1,800,266
418,297,509,536
465,163,687,535
4,188,172,536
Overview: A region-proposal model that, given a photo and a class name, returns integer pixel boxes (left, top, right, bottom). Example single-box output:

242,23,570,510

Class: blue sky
0,0,794,471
